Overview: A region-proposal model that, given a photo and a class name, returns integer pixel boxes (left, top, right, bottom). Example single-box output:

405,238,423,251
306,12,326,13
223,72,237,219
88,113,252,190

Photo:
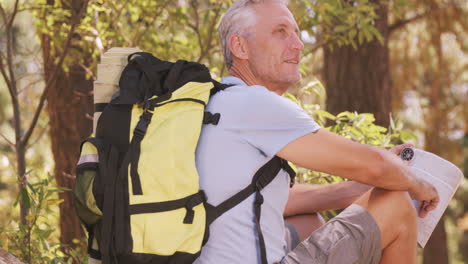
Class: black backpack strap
97,144,120,264
127,110,154,195
114,151,132,256
280,158,296,187
206,156,295,264
86,225,102,260
210,80,233,97
202,81,234,126
251,156,290,264
163,60,186,94
129,190,206,225
203,112,220,125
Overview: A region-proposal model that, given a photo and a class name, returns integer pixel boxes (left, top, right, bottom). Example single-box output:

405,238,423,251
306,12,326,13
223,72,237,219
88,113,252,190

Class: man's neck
228,63,286,95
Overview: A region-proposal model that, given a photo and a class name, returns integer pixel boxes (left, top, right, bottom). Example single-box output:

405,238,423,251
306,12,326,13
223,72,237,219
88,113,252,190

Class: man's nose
289,32,304,51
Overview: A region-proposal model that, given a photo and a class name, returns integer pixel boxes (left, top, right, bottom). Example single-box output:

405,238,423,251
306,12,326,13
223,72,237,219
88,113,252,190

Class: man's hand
388,143,439,218
409,179,439,218
388,143,413,155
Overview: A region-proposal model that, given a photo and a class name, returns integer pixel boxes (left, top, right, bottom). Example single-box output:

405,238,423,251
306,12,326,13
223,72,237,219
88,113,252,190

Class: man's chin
277,76,301,90
285,73,301,85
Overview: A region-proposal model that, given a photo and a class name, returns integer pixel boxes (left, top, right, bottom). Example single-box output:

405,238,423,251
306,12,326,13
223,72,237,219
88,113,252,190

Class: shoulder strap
210,80,233,97
205,156,296,264
100,146,120,264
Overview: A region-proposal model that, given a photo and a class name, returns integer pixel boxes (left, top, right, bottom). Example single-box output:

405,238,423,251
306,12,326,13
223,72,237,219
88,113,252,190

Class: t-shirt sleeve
227,86,321,157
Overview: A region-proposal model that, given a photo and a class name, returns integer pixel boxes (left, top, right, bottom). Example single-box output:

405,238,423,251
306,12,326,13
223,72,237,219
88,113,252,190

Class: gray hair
219,0,289,69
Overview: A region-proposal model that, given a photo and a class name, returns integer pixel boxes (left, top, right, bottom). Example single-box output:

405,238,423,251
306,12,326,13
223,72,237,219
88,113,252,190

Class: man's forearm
284,181,372,217
364,147,419,192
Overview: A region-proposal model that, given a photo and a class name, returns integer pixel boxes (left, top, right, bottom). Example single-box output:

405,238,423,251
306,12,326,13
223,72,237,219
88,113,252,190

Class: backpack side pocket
73,139,103,226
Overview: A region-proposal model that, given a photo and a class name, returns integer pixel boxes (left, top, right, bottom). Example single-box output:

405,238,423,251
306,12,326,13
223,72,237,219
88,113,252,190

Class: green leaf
283,92,298,102
27,182,37,194
21,188,31,209
48,187,71,193
337,111,356,121
367,25,384,44
47,199,64,206
400,130,417,142
358,31,364,44
314,109,336,120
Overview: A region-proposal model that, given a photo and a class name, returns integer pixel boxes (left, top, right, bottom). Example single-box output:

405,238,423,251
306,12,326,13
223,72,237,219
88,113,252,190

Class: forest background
0,0,466,263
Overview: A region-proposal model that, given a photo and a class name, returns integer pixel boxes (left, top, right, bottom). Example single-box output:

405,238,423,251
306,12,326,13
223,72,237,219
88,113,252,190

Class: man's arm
277,129,439,217
284,181,371,217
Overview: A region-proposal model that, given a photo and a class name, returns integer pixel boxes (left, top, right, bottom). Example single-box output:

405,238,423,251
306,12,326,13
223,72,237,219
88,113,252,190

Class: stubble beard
250,61,300,91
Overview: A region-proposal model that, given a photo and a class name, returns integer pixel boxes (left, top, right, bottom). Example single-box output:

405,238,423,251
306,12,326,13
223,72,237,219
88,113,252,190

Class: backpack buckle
134,113,152,139
254,191,264,205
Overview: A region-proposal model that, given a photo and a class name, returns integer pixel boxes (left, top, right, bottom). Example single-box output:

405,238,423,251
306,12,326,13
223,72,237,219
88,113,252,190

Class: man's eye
274,28,288,37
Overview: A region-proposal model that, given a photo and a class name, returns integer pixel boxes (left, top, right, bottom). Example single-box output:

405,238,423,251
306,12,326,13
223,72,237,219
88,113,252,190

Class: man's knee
285,213,325,241
355,188,417,241
371,188,417,221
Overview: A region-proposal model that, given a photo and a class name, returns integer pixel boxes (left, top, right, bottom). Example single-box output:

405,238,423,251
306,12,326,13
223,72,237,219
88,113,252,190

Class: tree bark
45,63,93,250
423,220,449,264
39,0,93,254
422,8,449,262
323,0,391,127
323,1,450,260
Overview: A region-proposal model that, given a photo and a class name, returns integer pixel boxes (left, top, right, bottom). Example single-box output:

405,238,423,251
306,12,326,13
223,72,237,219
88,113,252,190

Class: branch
78,62,96,81
0,3,17,101
0,3,8,31
91,11,103,57
62,171,75,180
132,1,168,46
21,0,90,146
85,113,93,120
188,1,205,62
110,0,131,29
198,7,221,63
0,132,14,148
17,3,53,13
309,40,326,53
26,122,49,149
4,0,20,95
0,51,13,98
389,3,456,34
107,0,132,45
17,77,43,94
7,0,20,29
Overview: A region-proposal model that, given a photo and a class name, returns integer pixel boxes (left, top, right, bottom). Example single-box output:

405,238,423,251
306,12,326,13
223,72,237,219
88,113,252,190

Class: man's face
245,2,304,90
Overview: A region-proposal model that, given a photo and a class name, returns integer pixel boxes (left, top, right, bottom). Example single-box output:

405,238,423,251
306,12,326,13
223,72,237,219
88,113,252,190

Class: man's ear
229,34,249,60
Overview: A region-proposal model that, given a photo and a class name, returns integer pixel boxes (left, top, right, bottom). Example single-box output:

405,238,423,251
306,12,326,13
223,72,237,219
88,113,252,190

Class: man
194,0,439,263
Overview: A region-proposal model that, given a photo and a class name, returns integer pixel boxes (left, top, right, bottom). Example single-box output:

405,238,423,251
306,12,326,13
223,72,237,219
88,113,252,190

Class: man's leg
354,188,418,264
283,187,417,264
285,213,325,241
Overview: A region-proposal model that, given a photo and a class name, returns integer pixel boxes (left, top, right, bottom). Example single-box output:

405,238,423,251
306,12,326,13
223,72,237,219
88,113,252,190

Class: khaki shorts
282,204,382,264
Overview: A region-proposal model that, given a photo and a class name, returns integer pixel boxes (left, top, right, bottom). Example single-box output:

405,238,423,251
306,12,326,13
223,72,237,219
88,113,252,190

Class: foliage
291,0,385,51
0,173,87,263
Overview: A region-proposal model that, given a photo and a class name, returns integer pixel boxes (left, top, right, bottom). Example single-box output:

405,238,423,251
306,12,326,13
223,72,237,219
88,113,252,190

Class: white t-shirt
194,76,320,264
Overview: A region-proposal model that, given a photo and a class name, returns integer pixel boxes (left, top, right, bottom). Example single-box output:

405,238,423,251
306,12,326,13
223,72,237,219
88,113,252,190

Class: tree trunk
423,220,449,264
421,6,450,263
45,63,93,250
323,0,391,127
323,1,450,261
39,0,93,254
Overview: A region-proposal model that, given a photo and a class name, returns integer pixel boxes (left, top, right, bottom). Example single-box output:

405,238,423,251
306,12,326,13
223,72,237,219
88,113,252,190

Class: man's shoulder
212,79,279,107
220,76,273,95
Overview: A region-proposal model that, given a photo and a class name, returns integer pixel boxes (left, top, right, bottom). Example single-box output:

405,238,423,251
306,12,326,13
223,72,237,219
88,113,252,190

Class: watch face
400,148,415,161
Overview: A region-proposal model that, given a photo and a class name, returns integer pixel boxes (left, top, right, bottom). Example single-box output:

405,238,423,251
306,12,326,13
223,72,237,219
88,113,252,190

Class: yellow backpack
73,52,295,264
